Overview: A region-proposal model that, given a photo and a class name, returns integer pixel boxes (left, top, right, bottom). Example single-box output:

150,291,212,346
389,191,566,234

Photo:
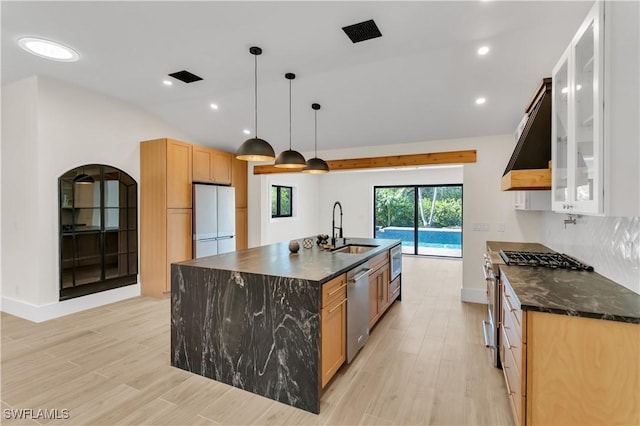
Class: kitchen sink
332,244,378,254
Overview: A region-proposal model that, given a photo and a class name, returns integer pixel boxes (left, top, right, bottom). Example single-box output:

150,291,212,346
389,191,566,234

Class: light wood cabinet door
235,207,247,251
166,208,192,294
192,146,213,182
377,265,389,313
193,145,232,184
212,151,232,184
368,262,390,328
167,140,192,208
231,157,248,209
321,296,347,388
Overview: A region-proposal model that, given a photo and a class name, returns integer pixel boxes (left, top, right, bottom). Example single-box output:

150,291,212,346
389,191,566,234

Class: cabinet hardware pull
503,329,514,350
328,298,347,313
504,295,516,313
328,283,347,296
503,367,515,395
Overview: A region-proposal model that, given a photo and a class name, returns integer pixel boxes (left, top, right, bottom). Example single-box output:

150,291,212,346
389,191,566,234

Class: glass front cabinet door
551,2,604,215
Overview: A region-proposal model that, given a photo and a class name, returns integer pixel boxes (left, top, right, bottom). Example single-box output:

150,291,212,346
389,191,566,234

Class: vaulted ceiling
1,1,592,153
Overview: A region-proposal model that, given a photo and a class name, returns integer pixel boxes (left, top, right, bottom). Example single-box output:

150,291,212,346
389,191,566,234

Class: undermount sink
332,244,378,254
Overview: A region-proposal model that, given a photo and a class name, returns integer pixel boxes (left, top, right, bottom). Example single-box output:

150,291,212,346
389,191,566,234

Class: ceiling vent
168,70,203,83
342,19,382,43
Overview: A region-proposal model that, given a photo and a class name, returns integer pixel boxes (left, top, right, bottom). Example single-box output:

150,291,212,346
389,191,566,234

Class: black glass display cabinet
59,165,138,300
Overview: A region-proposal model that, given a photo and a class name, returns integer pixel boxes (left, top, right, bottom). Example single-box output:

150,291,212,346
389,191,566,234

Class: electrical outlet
472,222,490,232
497,223,506,232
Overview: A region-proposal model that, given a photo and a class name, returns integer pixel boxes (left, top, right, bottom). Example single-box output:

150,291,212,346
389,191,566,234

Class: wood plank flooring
1,257,513,425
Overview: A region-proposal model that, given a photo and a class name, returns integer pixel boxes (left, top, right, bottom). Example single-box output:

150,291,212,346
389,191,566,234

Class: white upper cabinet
552,1,639,217
552,3,603,214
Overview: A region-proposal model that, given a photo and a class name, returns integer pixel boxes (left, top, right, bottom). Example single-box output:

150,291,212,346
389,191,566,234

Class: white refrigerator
193,184,236,258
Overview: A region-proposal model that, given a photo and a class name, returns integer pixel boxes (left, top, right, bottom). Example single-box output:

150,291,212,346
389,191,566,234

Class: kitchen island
170,237,401,414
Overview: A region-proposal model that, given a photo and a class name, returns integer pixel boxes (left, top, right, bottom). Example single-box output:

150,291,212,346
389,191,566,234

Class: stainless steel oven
482,253,501,368
390,244,402,280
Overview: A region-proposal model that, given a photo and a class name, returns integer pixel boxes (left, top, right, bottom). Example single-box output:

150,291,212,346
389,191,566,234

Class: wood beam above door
252,149,477,175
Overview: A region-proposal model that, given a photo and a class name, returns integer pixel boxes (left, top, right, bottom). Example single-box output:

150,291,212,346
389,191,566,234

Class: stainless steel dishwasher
346,262,371,363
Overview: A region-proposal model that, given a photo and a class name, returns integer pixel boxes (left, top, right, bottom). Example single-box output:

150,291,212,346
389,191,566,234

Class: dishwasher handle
349,268,372,283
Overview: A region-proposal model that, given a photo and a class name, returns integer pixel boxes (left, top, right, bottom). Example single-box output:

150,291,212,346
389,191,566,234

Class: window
271,185,293,218
373,184,463,257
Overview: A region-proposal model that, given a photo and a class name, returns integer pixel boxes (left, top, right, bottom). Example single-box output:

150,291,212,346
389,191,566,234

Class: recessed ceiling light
243,129,251,135
18,37,79,62
210,103,219,110
561,87,569,94
475,97,486,105
576,84,582,91
163,80,173,86
477,46,490,55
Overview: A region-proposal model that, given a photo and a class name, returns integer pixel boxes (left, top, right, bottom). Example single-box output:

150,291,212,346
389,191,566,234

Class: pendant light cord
314,109,318,157
254,53,258,137
289,78,292,150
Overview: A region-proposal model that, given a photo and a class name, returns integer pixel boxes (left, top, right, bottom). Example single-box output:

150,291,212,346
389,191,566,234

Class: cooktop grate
499,250,594,271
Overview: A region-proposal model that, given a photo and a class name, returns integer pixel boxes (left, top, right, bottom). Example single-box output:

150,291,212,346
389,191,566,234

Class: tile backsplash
541,214,639,294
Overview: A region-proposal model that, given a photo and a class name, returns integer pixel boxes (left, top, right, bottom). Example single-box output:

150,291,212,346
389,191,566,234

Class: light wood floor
1,257,513,425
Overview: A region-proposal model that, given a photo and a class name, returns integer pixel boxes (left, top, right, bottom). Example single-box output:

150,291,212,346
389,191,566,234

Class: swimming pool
375,226,462,256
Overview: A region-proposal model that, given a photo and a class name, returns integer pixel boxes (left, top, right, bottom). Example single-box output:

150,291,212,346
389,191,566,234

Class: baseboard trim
460,287,487,304
1,284,141,323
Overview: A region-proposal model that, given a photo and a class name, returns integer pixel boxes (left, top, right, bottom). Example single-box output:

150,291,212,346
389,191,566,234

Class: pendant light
302,103,330,174
236,47,276,162
275,73,306,168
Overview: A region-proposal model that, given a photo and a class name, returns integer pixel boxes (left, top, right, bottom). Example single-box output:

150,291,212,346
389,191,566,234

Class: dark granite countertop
486,240,640,323
500,265,640,323
176,237,401,284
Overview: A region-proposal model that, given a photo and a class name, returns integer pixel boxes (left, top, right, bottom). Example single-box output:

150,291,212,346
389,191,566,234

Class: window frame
372,183,463,258
271,184,293,218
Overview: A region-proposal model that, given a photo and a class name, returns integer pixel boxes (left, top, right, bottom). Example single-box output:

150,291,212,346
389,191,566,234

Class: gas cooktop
499,250,594,271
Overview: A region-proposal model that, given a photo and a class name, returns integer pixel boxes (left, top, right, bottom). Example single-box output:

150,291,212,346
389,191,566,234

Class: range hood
501,78,552,191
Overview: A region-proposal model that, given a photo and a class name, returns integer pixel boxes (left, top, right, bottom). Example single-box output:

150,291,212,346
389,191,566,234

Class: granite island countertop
486,241,640,324
176,237,401,284
171,236,402,414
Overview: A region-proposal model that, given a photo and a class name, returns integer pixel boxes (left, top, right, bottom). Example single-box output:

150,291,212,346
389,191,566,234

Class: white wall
248,135,543,302
316,166,463,238
248,172,321,246
1,76,189,320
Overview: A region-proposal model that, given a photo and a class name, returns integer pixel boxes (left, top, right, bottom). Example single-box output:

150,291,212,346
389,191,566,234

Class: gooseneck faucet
332,201,343,246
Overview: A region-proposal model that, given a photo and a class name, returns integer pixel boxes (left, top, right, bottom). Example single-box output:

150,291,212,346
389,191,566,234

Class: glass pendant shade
302,102,330,174
274,72,306,168
275,149,307,168
236,46,275,162
302,157,330,173
236,137,275,162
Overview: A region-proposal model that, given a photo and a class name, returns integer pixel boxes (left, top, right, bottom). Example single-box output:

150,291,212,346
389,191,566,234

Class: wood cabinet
320,273,347,388
167,140,193,208
140,138,193,298
551,1,639,216
231,157,248,209
501,277,639,426
193,145,232,185
235,208,248,251
368,251,391,329
231,157,248,250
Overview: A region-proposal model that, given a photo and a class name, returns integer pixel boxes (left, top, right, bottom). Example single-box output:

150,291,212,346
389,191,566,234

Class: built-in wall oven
482,253,501,368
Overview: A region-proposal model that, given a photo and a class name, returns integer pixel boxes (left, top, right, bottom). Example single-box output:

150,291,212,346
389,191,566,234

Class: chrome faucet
332,201,344,246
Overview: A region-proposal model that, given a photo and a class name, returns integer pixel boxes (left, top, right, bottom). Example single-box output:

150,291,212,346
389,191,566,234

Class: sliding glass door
374,185,462,257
